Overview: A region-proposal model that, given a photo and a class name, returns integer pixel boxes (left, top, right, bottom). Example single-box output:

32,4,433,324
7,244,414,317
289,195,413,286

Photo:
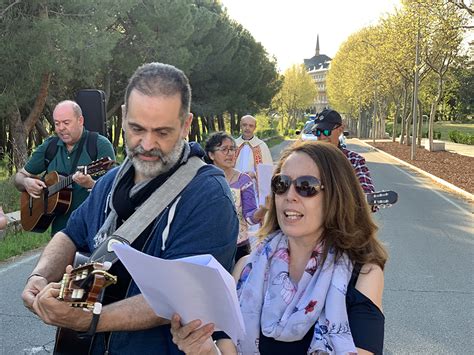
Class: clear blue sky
221,0,401,72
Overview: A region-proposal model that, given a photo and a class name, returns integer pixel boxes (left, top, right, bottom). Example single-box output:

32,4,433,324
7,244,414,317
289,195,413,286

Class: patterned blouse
230,173,259,245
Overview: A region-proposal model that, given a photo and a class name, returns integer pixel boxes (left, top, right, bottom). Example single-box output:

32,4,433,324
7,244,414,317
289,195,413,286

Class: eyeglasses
213,146,237,155
312,124,340,137
271,174,324,197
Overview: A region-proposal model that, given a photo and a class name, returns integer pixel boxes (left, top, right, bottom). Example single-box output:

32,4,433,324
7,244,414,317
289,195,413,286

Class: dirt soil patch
368,141,474,194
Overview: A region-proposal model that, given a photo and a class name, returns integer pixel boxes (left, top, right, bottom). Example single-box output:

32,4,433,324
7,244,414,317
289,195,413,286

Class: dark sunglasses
271,174,324,197
312,124,340,137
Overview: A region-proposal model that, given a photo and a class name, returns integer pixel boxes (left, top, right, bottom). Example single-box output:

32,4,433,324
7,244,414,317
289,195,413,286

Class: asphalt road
1,139,472,354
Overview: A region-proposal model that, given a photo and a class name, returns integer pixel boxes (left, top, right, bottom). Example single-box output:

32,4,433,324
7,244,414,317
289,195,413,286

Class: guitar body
20,171,72,232
54,255,118,355
54,328,93,355
20,158,115,233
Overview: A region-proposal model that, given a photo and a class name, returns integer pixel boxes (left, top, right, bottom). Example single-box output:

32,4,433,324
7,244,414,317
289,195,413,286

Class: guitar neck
44,157,114,197
48,174,74,196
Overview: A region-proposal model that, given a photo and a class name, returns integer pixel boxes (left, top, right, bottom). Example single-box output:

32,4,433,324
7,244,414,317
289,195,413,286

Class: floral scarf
236,231,357,354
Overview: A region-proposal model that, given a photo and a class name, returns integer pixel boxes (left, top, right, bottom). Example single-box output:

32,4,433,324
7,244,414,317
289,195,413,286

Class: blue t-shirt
63,143,239,354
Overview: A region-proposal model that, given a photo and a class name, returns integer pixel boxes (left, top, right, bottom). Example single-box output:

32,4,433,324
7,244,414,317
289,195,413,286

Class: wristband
26,273,47,283
80,302,102,338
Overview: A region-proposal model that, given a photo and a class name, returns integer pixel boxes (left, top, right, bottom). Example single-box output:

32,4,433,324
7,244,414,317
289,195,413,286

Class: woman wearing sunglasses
204,132,267,262
171,141,387,355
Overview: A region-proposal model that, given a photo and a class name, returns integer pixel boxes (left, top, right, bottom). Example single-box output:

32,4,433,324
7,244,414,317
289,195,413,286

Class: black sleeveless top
257,263,385,354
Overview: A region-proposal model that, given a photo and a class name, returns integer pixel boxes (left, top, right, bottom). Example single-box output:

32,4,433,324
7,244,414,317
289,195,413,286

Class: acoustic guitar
52,190,399,354
366,190,398,208
54,261,117,355
20,157,115,232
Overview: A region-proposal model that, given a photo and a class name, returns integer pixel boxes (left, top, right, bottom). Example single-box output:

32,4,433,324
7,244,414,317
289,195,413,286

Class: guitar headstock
366,190,398,208
78,157,116,177
58,263,117,309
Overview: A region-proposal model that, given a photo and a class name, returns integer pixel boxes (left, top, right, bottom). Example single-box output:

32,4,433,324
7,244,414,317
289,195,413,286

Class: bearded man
21,62,238,354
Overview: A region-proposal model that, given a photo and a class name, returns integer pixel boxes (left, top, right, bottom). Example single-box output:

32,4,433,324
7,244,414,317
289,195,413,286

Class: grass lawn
265,136,285,148
0,229,50,261
0,177,20,213
386,120,473,141
431,122,474,139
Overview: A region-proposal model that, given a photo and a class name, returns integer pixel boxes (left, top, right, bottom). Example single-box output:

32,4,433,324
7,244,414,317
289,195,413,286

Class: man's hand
72,171,95,190
22,275,48,313
23,177,47,198
32,282,92,331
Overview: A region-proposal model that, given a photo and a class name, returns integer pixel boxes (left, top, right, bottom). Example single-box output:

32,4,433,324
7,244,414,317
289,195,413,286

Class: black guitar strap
69,132,88,175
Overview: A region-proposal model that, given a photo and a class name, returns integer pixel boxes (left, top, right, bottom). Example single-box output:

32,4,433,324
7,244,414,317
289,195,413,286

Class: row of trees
326,0,473,149
0,0,281,170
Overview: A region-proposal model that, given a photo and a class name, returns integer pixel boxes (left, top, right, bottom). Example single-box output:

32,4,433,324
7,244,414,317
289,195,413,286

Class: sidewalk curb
356,139,474,202
0,211,22,241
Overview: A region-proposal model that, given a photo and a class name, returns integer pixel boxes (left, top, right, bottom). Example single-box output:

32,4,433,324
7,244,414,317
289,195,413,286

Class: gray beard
126,139,185,179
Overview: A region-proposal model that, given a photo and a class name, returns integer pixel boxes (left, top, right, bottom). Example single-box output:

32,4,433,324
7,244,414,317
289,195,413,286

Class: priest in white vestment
235,115,273,174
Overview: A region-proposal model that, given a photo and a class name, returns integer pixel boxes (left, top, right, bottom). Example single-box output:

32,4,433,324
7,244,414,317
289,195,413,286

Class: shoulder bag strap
69,132,87,174
88,156,206,263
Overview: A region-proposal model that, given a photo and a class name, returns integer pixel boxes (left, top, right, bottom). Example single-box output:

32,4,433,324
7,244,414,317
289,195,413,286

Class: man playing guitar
21,63,238,354
14,100,115,234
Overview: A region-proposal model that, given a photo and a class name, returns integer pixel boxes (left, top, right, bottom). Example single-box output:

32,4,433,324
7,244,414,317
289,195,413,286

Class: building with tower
304,35,331,113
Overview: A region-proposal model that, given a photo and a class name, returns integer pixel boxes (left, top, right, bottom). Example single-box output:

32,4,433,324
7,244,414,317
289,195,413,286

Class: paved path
2,139,472,354
362,138,474,157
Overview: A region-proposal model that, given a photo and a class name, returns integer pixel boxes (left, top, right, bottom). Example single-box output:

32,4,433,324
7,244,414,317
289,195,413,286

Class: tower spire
315,34,320,56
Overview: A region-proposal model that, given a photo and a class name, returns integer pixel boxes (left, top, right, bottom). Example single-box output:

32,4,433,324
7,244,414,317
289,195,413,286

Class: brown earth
367,141,474,195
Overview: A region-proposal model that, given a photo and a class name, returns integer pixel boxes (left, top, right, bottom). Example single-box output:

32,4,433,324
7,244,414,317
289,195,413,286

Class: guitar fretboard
48,175,74,196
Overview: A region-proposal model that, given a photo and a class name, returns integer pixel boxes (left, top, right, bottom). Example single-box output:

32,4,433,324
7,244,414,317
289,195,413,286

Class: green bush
448,130,474,145
257,128,279,139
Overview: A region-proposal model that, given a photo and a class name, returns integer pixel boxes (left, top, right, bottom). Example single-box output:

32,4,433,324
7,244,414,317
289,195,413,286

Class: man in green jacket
14,100,115,234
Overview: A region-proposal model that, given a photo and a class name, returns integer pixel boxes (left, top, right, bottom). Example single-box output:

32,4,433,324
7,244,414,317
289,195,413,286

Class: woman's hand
170,313,218,355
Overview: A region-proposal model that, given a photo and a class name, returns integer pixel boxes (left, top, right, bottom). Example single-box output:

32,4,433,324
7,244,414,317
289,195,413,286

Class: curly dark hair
204,131,236,164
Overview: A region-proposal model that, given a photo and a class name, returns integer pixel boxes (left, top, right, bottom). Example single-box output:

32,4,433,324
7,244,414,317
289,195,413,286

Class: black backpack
44,131,98,168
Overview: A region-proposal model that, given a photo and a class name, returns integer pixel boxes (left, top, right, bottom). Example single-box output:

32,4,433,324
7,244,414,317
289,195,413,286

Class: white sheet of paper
112,243,245,344
257,163,273,206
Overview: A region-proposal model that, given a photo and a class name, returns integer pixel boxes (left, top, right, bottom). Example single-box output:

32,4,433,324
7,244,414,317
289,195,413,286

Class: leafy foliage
0,0,280,169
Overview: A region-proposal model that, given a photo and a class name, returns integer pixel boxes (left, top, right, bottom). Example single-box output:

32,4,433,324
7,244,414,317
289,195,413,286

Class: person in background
0,206,7,230
312,109,375,195
13,100,115,234
205,131,267,261
21,62,238,354
234,115,272,186
171,141,387,355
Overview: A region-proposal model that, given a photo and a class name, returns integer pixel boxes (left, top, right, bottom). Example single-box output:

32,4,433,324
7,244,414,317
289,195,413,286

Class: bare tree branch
446,0,474,16
0,0,21,19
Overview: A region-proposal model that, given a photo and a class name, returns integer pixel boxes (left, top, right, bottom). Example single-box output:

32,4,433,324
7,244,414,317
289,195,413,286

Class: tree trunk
393,101,400,142
8,104,29,170
357,105,362,138
417,99,423,147
113,112,122,150
189,115,200,142
200,116,208,135
399,82,410,145
207,115,215,133
0,119,6,160
23,72,51,134
35,119,49,139
230,112,236,134
217,114,225,131
428,76,444,151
